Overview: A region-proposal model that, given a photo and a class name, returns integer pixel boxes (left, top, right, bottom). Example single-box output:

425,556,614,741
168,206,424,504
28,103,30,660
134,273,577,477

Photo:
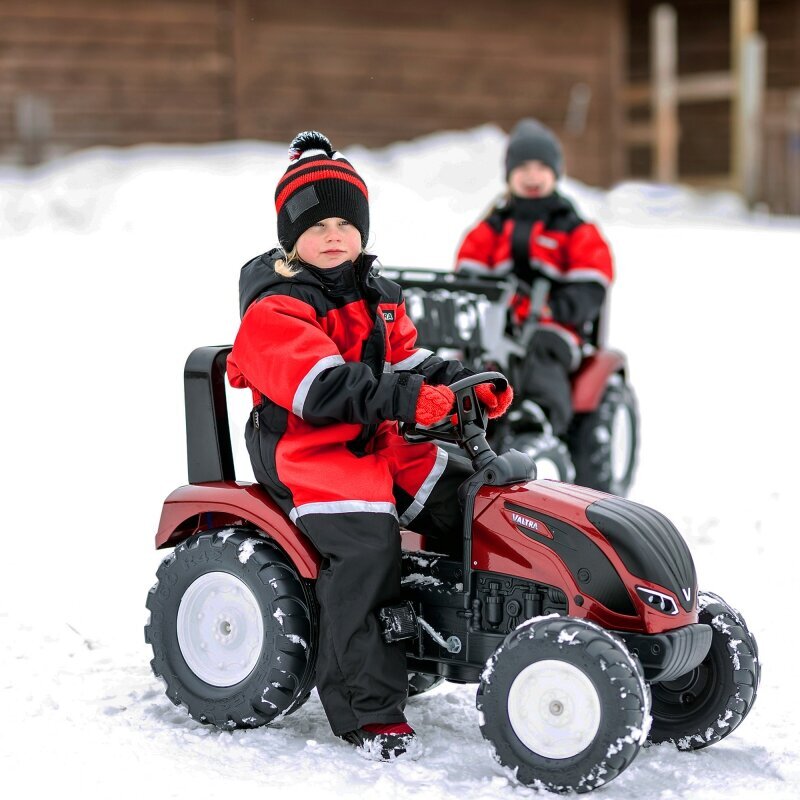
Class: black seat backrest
184,346,235,484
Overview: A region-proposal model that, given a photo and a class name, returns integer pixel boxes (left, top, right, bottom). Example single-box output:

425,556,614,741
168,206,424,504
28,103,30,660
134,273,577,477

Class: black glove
548,282,606,327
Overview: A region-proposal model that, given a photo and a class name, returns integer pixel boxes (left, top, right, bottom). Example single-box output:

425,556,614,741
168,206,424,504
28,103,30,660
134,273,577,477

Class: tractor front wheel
477,616,649,793
648,591,760,750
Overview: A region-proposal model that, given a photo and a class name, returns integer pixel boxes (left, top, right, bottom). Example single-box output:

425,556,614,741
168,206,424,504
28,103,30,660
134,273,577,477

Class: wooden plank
676,71,735,102
0,52,231,80
623,122,655,145
249,20,612,60
0,0,219,25
626,72,736,107
0,17,220,47
0,40,227,64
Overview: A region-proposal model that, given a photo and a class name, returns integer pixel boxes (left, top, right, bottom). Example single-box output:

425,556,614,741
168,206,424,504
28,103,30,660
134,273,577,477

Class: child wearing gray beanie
455,118,614,437
505,118,564,180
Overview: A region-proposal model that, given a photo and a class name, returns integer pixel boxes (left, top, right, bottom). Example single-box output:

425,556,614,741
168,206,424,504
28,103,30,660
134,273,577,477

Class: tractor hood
584,496,697,612
492,481,697,619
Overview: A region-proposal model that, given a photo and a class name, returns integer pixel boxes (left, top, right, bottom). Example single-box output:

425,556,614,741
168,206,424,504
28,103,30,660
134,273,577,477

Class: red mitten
475,382,514,419
415,384,455,426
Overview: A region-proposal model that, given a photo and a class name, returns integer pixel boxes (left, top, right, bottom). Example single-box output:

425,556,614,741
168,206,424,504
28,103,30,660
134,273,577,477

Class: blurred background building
1,0,797,212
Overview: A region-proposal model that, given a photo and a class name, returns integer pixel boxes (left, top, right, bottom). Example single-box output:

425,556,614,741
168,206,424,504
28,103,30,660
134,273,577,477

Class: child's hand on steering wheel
475,382,514,419
414,384,456,426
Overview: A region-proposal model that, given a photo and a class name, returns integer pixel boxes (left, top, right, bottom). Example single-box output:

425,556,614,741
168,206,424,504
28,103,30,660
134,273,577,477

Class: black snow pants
286,450,471,736
522,328,576,437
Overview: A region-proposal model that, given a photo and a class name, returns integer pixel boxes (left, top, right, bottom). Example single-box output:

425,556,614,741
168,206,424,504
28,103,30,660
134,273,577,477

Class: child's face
296,217,362,269
508,161,557,199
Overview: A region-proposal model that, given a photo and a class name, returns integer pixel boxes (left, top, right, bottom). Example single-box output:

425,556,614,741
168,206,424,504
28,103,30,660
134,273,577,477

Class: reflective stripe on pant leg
398,446,448,527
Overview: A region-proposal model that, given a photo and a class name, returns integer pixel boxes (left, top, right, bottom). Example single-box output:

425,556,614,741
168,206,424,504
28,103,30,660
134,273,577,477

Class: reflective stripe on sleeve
292,354,346,418
456,259,513,277
392,348,434,372
563,268,612,287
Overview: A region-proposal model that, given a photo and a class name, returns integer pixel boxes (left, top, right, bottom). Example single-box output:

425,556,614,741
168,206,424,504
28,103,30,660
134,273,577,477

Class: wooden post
731,0,758,197
740,33,766,205
232,0,250,141
650,5,679,183
789,92,800,215
15,94,52,167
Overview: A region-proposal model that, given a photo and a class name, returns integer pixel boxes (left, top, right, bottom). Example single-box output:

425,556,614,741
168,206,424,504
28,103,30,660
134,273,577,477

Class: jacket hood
239,249,377,318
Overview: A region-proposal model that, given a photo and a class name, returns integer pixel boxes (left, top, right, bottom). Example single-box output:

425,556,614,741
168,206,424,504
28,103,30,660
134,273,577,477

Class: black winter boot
341,722,420,761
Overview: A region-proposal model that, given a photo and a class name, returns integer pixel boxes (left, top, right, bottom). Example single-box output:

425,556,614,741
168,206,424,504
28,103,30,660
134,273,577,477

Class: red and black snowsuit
455,193,613,435
227,249,471,735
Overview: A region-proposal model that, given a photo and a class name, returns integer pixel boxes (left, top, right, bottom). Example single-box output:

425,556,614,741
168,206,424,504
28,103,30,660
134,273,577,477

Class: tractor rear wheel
145,527,318,729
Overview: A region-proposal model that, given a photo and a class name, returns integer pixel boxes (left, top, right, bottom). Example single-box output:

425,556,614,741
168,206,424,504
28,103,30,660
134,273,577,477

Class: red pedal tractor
145,347,759,793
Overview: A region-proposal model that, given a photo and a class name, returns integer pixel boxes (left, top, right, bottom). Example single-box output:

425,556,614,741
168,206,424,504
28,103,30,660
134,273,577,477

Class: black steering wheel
403,371,508,446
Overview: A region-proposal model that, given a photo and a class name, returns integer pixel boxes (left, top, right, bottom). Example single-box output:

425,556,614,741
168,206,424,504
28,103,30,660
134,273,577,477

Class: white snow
402,573,443,587
237,537,261,564
2,124,800,798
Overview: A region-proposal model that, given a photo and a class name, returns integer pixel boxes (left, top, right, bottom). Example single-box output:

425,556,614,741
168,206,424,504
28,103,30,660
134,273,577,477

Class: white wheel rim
610,404,634,483
534,456,563,481
507,659,602,759
177,571,265,687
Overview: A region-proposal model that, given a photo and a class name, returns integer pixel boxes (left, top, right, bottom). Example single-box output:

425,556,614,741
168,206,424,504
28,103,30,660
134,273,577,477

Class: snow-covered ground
1,125,799,798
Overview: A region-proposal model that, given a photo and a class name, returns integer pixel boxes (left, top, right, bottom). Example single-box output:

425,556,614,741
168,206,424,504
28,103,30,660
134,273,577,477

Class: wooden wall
0,0,626,187
231,0,626,186
0,0,236,156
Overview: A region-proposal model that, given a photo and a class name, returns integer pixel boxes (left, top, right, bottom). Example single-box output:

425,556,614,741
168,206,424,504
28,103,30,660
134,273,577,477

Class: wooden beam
626,72,735,107
677,72,735,103
623,83,651,107
651,4,679,182
623,121,655,145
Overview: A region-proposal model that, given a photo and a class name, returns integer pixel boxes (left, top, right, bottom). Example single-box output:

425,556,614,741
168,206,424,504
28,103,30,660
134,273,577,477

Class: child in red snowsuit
227,131,512,761
455,118,613,436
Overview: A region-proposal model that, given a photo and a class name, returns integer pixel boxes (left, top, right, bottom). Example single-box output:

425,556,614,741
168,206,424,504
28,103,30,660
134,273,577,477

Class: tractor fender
572,349,628,414
155,481,322,578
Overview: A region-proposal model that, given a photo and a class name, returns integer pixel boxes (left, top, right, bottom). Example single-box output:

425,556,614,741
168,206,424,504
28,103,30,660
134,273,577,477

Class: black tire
477,617,649,793
145,527,318,729
568,373,638,496
407,672,445,698
507,431,575,483
648,591,760,750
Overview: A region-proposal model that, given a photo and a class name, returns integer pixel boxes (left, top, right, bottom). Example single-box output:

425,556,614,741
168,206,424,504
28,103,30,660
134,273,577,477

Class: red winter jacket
455,193,613,369
227,250,470,489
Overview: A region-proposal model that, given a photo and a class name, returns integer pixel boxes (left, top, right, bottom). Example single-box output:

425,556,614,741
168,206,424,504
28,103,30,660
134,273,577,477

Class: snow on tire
476,616,650,793
648,590,760,750
145,527,317,729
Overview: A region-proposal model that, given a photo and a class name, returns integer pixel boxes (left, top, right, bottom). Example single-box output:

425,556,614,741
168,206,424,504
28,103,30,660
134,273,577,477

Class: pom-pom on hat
505,118,563,179
275,131,369,252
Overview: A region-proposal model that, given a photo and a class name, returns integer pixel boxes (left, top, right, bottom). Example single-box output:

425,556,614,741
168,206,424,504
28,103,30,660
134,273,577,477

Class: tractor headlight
636,586,679,615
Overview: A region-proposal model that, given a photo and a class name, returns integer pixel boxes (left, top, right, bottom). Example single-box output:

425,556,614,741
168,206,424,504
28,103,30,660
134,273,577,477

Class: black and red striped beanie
275,131,369,252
